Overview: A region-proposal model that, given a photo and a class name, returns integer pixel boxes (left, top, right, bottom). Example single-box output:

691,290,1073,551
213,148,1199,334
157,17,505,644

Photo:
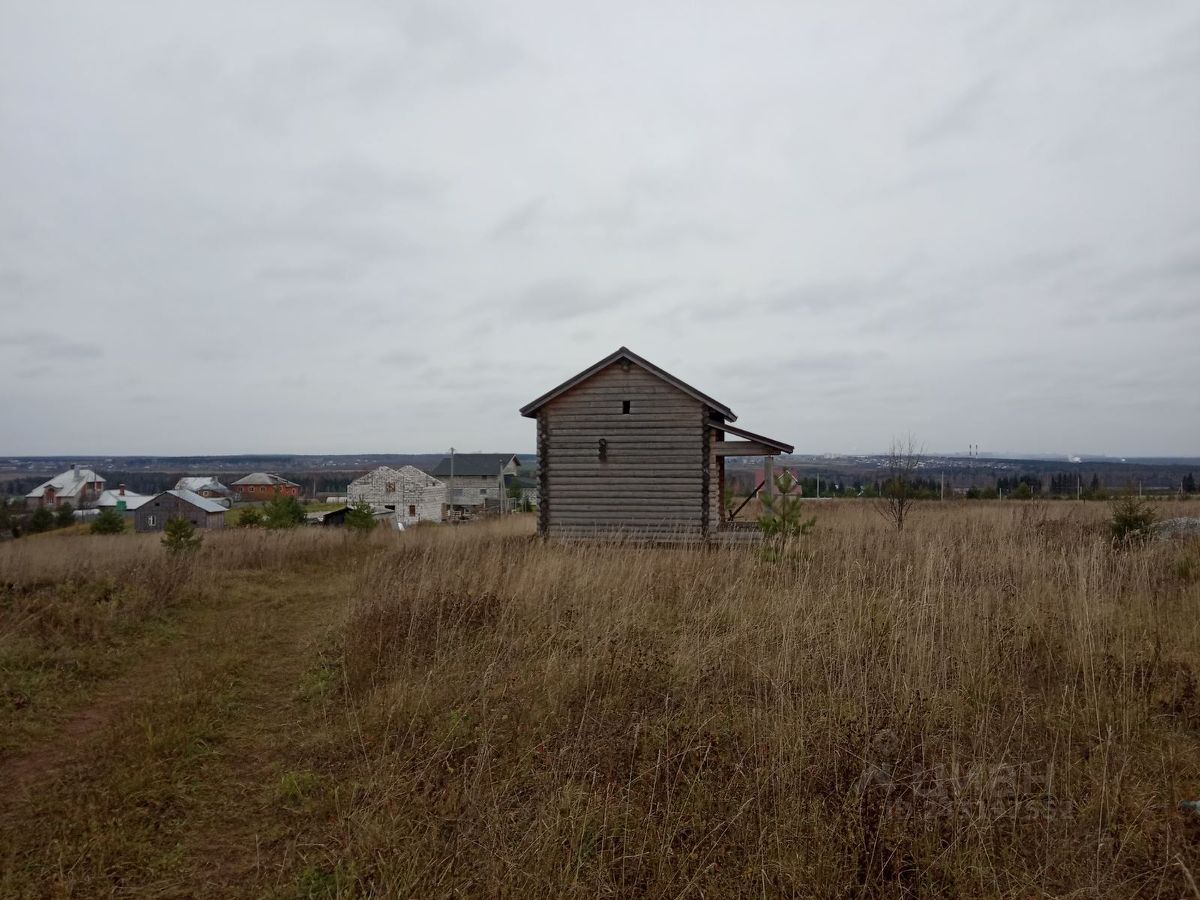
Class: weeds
1,504,1199,896
333,503,1200,896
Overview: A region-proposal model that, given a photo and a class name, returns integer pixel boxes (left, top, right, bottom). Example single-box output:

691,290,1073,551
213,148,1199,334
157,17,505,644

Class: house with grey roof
133,490,227,533
430,454,521,511
95,485,153,513
26,464,106,509
174,476,234,505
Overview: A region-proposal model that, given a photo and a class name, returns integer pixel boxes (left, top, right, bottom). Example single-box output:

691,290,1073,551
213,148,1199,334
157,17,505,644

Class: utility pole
449,446,455,522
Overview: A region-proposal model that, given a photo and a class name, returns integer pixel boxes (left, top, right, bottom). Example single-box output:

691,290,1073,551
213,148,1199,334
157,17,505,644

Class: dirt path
0,567,353,897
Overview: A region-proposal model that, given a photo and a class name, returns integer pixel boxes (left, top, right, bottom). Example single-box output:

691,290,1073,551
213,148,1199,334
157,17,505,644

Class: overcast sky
2,1,1198,457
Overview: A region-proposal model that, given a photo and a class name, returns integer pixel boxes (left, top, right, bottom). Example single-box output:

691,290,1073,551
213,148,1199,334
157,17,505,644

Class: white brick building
347,465,446,525
431,454,523,510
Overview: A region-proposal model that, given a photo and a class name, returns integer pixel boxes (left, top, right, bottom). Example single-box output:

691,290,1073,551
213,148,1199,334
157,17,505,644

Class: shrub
28,506,55,534
264,495,306,530
759,471,815,538
55,502,76,528
1109,494,1156,544
237,506,264,528
90,507,126,535
162,516,202,554
345,501,376,533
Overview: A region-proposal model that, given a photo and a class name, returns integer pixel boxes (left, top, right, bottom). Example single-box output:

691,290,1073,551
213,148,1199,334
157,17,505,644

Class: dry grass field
2,500,1199,897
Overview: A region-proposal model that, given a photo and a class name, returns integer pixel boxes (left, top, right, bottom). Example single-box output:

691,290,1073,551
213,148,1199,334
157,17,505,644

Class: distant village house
347,465,446,525
26,465,106,509
231,472,300,502
174,476,235,506
95,484,152,514
431,454,522,513
134,490,227,533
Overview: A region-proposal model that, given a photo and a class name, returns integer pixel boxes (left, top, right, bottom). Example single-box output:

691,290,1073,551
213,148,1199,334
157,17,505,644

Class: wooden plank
551,497,702,505
545,418,702,429
550,505,700,514
546,394,701,407
548,526,702,533
547,480,702,489
714,440,774,457
547,487,700,494
546,451,700,461
547,480,701,488
547,467,702,476
547,427,700,439
549,513,705,520
548,446,699,454
547,431,700,440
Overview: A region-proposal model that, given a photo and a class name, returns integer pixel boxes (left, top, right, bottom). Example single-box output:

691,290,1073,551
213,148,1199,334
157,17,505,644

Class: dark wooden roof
709,418,794,454
431,454,520,477
519,347,736,421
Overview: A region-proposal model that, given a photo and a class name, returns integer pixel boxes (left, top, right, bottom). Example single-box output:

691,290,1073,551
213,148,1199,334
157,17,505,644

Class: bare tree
875,436,923,532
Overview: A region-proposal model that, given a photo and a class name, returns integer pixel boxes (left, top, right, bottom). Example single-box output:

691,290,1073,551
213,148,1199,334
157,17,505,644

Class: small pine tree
90,507,125,534
759,471,816,538
344,501,377,533
28,506,55,534
162,516,202,553
1109,494,1156,545
55,502,76,528
263,495,306,530
236,506,264,528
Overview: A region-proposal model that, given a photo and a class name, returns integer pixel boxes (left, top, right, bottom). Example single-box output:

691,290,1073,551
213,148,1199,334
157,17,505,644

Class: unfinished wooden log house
520,347,793,540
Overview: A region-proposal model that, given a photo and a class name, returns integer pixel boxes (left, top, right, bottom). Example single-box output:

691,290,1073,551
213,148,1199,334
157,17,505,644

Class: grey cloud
507,278,667,323
489,199,546,242
0,332,103,361
909,75,997,145
3,1,1199,454
379,349,425,367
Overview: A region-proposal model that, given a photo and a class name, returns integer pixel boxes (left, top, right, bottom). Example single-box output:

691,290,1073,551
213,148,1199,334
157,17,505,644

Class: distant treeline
724,468,1198,500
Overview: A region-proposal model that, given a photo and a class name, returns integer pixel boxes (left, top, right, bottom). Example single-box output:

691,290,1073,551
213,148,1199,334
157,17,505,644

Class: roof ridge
519,347,736,420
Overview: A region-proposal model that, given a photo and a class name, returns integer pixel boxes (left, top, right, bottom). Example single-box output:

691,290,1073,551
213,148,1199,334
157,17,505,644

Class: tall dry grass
0,526,370,757
333,502,1200,897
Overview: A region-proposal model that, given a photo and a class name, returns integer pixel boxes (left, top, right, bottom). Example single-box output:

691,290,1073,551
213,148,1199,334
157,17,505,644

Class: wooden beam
713,440,782,457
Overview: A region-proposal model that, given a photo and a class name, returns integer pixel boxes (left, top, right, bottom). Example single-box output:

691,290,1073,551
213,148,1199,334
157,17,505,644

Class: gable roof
431,454,520,477
519,347,736,421
175,476,231,493
151,489,228,514
95,489,154,511
349,465,444,487
231,472,298,487
26,467,106,499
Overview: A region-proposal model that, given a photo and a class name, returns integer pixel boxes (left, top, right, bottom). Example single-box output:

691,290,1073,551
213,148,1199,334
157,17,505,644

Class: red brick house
231,472,301,502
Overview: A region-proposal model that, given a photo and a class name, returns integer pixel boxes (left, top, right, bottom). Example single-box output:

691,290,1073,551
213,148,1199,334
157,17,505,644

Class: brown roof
519,347,736,420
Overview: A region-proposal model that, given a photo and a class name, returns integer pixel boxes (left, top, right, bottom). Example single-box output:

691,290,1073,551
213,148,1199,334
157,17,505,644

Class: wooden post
763,456,775,500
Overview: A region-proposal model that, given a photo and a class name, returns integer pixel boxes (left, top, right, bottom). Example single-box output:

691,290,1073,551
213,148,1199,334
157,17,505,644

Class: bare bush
876,435,923,531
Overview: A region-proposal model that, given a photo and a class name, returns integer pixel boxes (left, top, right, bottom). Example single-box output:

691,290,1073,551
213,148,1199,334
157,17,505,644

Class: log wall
542,362,711,539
